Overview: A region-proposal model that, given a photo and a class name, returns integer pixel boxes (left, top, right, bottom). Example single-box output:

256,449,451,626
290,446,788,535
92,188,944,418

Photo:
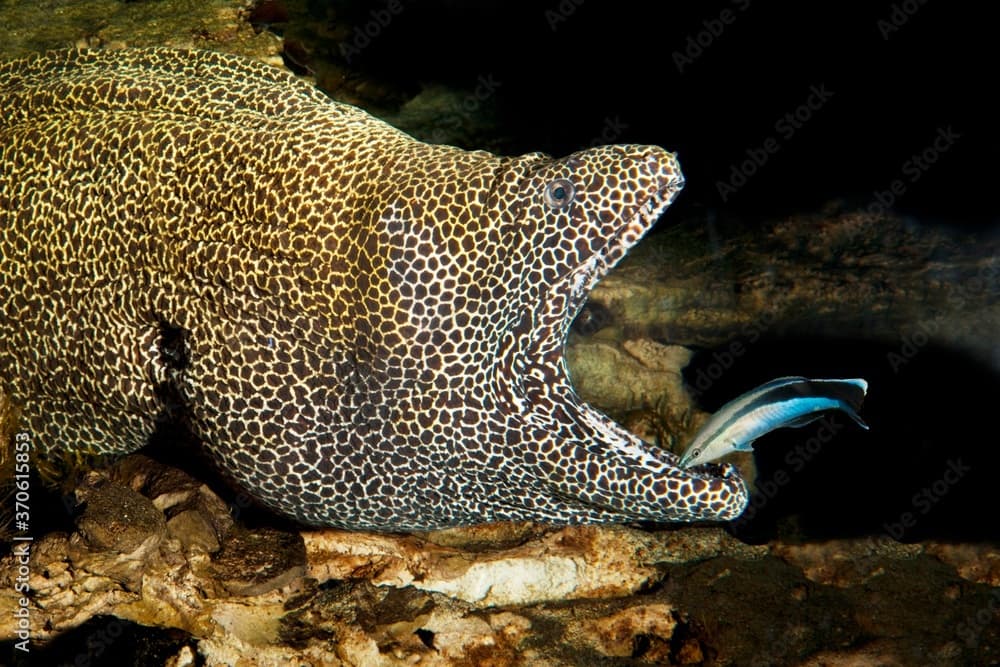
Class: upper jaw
562,183,683,320
503,163,684,394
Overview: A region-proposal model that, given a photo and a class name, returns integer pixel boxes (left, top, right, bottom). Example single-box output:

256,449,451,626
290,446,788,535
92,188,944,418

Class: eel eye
543,179,575,209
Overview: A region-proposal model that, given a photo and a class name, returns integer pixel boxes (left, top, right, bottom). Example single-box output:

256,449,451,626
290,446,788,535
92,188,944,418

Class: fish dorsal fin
748,376,810,395
714,376,810,417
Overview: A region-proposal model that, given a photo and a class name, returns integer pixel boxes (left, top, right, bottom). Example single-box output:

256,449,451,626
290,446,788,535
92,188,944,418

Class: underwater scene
0,0,996,665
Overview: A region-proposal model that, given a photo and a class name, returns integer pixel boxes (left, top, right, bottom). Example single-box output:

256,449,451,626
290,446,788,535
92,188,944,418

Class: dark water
333,0,994,226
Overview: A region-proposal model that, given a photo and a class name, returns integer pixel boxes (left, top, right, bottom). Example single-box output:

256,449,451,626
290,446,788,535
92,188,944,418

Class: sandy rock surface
1,454,998,665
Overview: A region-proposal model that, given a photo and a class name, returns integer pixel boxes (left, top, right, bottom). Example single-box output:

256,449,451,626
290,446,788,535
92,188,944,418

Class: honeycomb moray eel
0,48,748,529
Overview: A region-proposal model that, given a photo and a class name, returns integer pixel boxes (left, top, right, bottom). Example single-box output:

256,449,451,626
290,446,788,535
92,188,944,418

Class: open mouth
496,151,748,522
541,180,743,478
561,184,683,324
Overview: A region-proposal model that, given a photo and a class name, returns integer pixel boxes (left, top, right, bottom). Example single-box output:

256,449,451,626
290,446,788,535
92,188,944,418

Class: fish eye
543,179,575,209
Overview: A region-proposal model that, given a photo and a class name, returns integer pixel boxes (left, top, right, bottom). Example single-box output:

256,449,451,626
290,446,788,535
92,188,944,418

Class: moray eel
0,48,748,529
679,377,869,468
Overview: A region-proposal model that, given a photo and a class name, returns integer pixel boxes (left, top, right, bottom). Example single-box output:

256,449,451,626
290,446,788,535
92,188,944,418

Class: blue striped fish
679,377,869,469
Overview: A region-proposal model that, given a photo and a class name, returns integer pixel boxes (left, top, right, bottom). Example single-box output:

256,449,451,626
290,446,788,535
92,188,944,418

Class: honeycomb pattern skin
0,48,747,529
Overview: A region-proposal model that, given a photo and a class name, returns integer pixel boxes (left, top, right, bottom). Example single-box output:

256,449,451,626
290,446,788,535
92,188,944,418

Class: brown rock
925,541,1000,587
74,472,167,554
571,603,678,658
213,528,306,596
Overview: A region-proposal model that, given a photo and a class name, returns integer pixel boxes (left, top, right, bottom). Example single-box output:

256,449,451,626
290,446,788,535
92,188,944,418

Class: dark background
336,0,995,226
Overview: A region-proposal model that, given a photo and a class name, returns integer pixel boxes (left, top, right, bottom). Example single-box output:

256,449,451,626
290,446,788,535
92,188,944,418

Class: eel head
479,144,749,523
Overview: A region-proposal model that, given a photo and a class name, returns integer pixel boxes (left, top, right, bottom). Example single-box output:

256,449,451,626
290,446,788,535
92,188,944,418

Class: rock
113,454,235,547
2,455,999,664
578,210,999,369
925,542,1000,587
379,82,508,151
566,339,690,414
212,528,306,596
568,603,678,659
771,537,923,587
167,509,223,555
303,524,669,608
571,301,615,336
74,473,167,554
0,0,282,62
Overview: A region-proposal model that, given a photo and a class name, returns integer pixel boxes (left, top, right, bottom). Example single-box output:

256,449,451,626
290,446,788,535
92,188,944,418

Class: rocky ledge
1,453,998,666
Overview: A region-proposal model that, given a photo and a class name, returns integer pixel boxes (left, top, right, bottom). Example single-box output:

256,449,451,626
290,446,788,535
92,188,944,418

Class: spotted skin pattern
0,48,748,529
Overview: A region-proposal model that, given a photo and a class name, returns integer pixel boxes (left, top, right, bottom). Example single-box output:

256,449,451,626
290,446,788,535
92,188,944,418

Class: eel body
0,48,748,529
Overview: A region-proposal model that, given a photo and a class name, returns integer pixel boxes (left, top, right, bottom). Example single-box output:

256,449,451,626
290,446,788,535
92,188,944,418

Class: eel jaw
490,168,750,522
555,190,681,467
562,185,681,341
560,184,746,460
